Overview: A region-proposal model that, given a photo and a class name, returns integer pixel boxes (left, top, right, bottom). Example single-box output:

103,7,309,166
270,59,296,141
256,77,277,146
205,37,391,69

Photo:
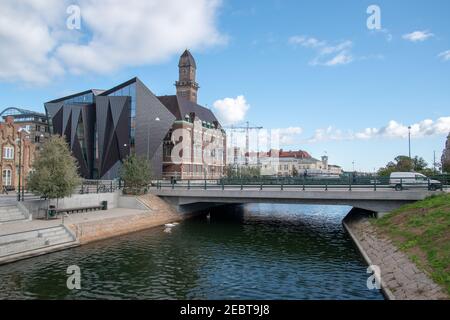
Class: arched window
2,168,12,186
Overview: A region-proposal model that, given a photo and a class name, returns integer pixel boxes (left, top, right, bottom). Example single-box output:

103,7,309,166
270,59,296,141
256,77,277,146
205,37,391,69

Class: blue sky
1,0,449,171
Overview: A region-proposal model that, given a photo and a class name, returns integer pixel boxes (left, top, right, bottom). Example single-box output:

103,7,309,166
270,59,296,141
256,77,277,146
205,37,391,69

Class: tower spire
176,50,199,103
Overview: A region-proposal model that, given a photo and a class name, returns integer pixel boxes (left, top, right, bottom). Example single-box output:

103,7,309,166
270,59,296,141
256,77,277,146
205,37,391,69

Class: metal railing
154,177,448,192
13,180,122,202
76,180,121,194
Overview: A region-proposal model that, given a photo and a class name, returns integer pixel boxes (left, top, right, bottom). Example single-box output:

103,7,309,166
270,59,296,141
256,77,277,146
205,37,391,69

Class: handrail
152,179,447,192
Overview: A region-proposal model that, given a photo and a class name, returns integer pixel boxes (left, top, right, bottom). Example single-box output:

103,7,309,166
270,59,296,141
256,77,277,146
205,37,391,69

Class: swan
164,223,177,228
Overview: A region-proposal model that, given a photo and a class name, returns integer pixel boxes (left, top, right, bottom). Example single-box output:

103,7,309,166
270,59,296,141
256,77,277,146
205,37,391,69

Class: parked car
389,172,443,191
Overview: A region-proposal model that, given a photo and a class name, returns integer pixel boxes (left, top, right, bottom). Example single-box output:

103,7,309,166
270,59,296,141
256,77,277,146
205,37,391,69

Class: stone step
0,226,76,258
0,205,26,223
38,229,68,237
45,235,74,245
0,238,48,257
0,209,23,215
0,211,24,217
0,231,39,245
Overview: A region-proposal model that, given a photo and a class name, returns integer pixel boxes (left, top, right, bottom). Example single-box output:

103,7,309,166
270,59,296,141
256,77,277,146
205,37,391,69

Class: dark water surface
0,204,383,300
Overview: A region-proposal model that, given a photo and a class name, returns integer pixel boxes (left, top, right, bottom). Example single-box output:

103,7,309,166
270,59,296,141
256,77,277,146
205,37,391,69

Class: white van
389,172,443,191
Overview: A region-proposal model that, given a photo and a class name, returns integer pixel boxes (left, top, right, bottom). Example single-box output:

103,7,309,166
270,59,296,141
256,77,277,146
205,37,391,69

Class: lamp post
408,126,412,159
16,129,31,201
17,135,22,202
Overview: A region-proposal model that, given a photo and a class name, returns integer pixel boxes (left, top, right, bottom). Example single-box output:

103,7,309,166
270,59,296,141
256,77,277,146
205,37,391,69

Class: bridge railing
153,176,448,192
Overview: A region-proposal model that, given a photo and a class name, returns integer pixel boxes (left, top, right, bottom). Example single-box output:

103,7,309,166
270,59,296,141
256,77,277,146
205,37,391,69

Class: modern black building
45,78,178,179
45,50,226,180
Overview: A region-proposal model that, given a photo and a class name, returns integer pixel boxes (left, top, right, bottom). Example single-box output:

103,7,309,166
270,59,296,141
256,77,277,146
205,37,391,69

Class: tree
292,166,299,177
412,156,428,171
27,136,81,206
442,160,450,173
119,153,152,195
378,155,430,176
224,164,261,179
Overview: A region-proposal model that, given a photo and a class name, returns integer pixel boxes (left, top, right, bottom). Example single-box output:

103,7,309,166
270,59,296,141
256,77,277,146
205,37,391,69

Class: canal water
0,204,383,300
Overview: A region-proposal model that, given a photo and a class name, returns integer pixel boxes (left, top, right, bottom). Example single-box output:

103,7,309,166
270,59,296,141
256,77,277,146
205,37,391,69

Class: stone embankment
67,194,184,244
343,210,448,300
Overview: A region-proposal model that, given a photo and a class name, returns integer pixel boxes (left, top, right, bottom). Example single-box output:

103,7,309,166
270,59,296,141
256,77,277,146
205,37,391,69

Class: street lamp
16,128,30,201
408,126,412,159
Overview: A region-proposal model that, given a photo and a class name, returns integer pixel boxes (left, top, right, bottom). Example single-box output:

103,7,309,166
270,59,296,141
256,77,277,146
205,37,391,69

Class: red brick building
0,116,35,191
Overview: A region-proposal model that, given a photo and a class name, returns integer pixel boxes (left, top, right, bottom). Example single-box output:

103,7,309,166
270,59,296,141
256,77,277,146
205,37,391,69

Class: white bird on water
163,222,180,233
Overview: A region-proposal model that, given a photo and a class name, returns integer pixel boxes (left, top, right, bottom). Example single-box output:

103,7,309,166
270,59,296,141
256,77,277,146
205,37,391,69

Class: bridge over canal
150,182,441,215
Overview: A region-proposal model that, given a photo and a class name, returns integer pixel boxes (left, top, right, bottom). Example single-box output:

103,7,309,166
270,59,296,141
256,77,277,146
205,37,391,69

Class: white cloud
213,95,250,125
307,117,450,143
288,36,325,48
322,52,353,66
272,127,304,146
438,50,450,61
290,35,353,67
253,127,303,149
402,30,434,42
0,0,66,84
0,0,226,84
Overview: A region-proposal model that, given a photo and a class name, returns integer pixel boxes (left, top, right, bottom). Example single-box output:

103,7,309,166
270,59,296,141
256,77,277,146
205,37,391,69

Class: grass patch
372,193,450,295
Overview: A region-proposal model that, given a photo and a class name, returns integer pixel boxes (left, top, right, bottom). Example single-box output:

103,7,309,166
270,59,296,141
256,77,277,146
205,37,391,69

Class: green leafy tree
412,156,428,171
27,136,81,206
119,154,152,195
378,155,430,176
224,164,261,179
442,160,450,173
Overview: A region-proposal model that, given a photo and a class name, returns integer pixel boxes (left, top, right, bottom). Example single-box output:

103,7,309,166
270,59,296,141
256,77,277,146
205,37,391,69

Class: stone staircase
0,205,27,223
137,194,178,218
0,226,77,260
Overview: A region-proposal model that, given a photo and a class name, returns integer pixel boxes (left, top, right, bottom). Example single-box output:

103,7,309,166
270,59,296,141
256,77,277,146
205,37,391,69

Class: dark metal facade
45,78,175,180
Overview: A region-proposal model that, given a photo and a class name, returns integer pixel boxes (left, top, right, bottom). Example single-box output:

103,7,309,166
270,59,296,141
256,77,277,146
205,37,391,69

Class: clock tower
176,50,199,104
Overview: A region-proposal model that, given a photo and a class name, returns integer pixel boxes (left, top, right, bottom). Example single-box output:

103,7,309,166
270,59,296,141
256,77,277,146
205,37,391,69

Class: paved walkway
344,213,448,300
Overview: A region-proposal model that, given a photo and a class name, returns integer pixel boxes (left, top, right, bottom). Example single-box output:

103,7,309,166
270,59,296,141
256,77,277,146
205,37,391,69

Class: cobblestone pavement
345,214,448,300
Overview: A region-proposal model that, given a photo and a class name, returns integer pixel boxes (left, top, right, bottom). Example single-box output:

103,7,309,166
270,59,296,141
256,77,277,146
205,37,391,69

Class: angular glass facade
106,83,137,149
63,93,94,105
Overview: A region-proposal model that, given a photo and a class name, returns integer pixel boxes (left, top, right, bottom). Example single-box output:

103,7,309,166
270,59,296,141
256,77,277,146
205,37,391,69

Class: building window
2,169,12,186
3,147,14,160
